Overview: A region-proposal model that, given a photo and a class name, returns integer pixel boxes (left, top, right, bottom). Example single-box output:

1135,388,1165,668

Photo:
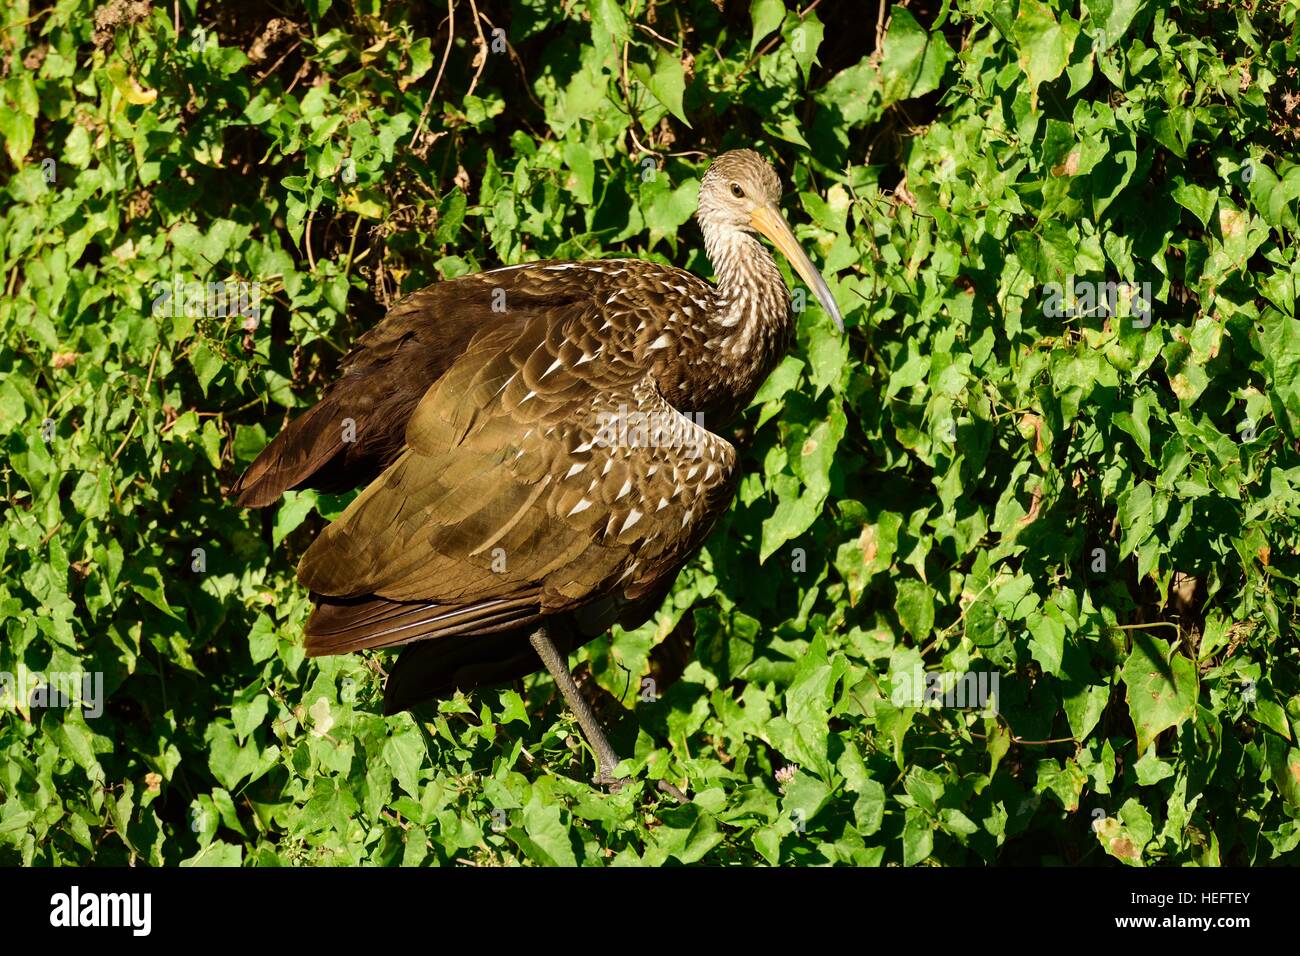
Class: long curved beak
751,203,844,332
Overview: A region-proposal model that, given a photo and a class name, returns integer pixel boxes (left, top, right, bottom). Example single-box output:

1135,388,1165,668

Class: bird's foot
593,768,631,791
593,768,689,803
655,779,690,803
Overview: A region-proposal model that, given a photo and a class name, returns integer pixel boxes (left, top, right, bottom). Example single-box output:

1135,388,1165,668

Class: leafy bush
2,0,1299,866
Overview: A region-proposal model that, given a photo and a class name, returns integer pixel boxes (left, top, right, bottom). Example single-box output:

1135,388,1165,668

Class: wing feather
297,309,737,621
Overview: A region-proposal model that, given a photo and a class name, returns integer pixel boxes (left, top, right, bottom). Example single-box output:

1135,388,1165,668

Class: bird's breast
648,299,794,432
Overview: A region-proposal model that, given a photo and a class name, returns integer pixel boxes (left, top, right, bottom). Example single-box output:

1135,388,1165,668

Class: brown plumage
231,149,843,729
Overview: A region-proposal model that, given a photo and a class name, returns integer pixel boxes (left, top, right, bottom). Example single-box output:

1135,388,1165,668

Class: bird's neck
706,225,787,310
699,225,795,418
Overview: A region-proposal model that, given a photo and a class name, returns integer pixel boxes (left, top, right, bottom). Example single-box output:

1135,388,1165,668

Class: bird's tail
301,591,557,712
303,592,543,657
229,398,351,508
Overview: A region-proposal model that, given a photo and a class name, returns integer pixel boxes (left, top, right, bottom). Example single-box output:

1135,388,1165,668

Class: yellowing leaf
106,63,158,105
1013,0,1080,108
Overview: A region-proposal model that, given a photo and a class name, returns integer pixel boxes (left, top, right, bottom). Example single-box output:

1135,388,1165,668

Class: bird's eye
730,182,745,199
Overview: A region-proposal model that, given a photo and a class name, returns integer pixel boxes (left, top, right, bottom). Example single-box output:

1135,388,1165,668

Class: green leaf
880,8,954,106
752,355,805,406
587,0,629,69
247,614,278,664
902,807,934,866
1172,178,1217,228
105,62,158,105
383,722,426,798
0,101,34,165
520,795,578,866
562,142,595,207
273,490,319,547
637,49,691,127
1027,608,1066,676
190,341,223,396
1122,635,1198,756
182,841,244,866
788,11,825,79
1013,0,1080,107
1254,698,1293,741
1086,0,1143,52
894,579,936,640
404,36,434,86
749,0,786,54
435,188,467,244
759,403,846,560
640,175,699,243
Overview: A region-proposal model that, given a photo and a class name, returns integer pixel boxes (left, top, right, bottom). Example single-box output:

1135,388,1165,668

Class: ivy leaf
894,579,936,640
749,0,786,54
787,11,826,79
1013,0,1080,107
520,796,578,866
1122,635,1198,756
880,8,954,106
634,49,691,127
273,490,319,547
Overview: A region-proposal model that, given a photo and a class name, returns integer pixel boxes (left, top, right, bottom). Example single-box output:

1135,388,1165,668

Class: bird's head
698,149,844,332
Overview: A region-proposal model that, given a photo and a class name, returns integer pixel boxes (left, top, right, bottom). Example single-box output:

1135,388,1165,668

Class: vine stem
410,0,456,153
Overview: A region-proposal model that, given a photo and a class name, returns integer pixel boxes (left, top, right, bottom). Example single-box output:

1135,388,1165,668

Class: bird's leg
528,625,690,801
528,625,626,787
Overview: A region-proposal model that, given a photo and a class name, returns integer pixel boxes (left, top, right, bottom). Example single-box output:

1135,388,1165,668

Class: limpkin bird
231,149,843,790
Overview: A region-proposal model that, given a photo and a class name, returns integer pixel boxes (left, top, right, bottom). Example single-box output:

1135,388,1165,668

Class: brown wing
231,285,455,506
230,266,606,506
296,305,737,655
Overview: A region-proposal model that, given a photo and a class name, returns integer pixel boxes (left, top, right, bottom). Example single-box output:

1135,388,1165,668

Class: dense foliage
2,0,1299,866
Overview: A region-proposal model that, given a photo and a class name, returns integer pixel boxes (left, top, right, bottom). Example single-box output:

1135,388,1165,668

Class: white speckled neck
702,222,790,342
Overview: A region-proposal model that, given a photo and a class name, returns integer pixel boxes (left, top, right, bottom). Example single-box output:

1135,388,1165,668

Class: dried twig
617,0,660,158
619,39,658,158
303,208,317,272
410,0,456,152
473,9,544,112
255,38,302,82
464,0,488,100
110,341,162,463
634,22,676,47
